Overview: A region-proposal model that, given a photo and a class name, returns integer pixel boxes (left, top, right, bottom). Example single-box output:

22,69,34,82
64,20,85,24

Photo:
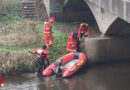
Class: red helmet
49,17,54,23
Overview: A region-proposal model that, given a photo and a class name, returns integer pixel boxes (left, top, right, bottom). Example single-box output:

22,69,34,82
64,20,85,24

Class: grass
53,22,79,34
0,0,70,75
37,21,68,63
0,20,69,75
0,20,43,48
0,50,37,75
0,0,23,27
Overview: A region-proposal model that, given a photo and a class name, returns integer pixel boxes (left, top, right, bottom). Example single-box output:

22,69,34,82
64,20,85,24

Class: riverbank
0,19,101,75
0,20,69,76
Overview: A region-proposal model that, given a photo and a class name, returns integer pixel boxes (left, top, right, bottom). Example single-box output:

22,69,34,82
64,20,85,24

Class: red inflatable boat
43,52,87,78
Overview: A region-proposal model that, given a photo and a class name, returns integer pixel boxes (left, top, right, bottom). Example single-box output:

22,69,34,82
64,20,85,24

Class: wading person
30,45,50,74
44,17,54,49
78,23,90,40
66,32,80,52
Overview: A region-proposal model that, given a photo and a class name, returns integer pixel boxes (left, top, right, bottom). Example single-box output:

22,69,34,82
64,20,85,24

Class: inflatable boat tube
43,52,87,78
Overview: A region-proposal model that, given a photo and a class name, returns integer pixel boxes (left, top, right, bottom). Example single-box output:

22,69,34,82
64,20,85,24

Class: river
1,61,130,90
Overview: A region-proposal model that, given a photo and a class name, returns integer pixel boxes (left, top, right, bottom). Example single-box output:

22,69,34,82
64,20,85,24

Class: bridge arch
63,0,96,22
83,0,130,35
42,0,130,35
63,0,130,35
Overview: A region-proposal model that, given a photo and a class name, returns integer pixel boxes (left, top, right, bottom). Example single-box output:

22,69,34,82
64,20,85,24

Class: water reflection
2,61,130,90
37,76,68,90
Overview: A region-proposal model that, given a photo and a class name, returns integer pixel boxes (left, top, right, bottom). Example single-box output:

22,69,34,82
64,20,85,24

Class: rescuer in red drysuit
30,45,50,74
44,17,55,49
66,32,80,53
78,23,90,39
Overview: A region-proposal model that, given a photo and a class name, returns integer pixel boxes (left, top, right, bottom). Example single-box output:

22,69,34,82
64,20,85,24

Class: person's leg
81,33,84,39
37,58,44,74
49,34,53,46
42,62,46,71
45,34,49,48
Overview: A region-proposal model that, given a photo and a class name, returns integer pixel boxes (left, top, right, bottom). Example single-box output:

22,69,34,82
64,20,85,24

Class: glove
28,50,33,54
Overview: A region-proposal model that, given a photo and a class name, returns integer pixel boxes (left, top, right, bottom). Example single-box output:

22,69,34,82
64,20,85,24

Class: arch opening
63,0,101,37
63,0,95,22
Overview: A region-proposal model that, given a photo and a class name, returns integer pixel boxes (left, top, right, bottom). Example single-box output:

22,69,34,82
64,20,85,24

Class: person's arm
29,49,38,54
32,49,38,54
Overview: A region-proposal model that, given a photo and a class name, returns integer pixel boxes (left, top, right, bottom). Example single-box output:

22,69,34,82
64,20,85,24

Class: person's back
66,32,78,52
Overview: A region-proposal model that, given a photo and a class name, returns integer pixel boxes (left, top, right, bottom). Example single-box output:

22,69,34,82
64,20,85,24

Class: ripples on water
2,61,130,90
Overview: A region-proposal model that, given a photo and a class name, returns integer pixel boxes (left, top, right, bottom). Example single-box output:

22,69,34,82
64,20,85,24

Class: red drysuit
32,48,50,72
44,22,53,48
78,23,90,39
66,32,79,53
43,17,55,49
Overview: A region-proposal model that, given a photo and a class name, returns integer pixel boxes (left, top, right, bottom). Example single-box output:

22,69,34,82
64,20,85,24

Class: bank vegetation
0,20,68,75
0,0,70,76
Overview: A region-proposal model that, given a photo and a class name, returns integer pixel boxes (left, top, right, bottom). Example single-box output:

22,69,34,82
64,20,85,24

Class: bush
0,20,43,48
0,21,69,75
0,50,37,75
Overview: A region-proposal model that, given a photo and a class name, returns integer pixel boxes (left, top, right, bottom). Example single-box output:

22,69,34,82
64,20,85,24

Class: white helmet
37,49,43,54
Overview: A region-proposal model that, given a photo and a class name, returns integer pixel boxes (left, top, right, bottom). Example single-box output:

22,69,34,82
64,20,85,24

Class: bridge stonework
42,0,130,62
84,0,130,35
44,0,94,21
43,0,130,35
43,0,63,18
86,0,130,23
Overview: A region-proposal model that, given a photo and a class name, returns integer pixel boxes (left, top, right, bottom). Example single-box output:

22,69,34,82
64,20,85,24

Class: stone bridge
43,0,130,35
42,0,130,62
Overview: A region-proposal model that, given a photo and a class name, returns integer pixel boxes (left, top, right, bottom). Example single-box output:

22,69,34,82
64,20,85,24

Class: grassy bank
0,0,23,27
0,0,78,75
0,20,69,75
0,0,79,75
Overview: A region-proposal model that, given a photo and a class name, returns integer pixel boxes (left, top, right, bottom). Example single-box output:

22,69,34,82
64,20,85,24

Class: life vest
44,22,52,35
66,32,78,52
32,49,49,61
